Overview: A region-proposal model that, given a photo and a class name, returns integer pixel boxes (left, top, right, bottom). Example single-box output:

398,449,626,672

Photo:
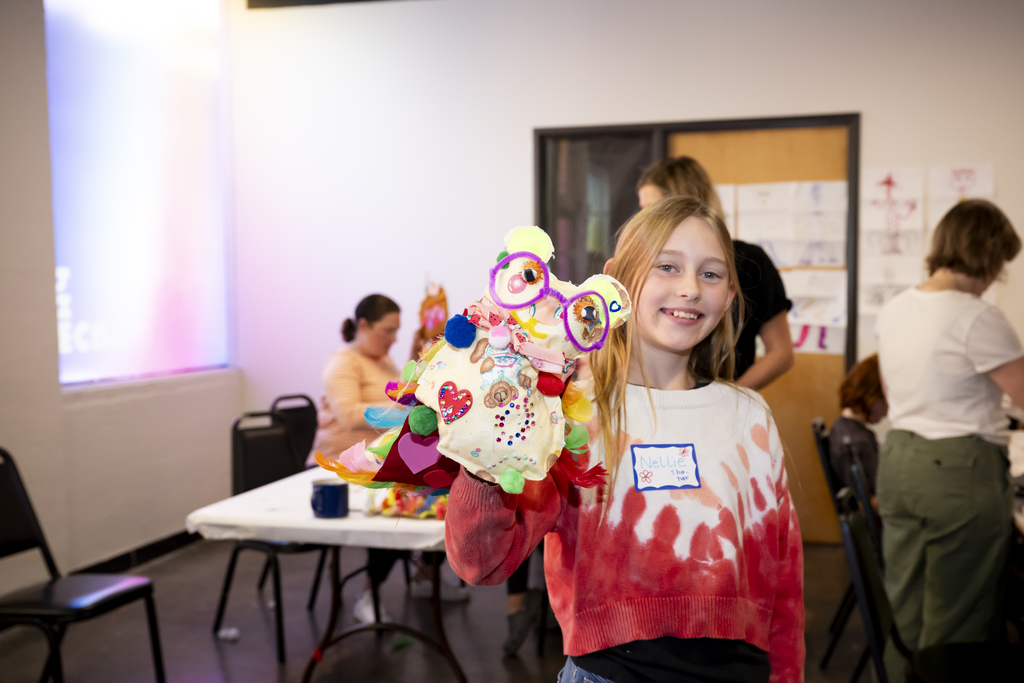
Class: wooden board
669,127,849,542
668,127,848,183
758,354,844,542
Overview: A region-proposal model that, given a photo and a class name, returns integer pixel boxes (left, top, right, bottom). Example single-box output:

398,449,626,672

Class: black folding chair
837,490,1022,682
270,394,318,471
813,417,863,671
268,395,332,610
213,412,328,663
813,417,842,495
838,489,914,683
849,451,883,568
0,448,166,683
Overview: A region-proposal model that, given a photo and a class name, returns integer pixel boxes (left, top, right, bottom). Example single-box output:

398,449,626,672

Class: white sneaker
352,589,392,624
409,576,471,602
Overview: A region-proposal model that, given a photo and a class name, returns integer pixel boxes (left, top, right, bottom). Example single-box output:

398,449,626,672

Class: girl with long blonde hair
446,196,805,682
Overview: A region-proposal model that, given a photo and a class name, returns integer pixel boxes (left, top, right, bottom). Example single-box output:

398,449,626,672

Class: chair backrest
0,448,60,579
270,394,318,470
231,412,301,495
812,418,842,500
837,490,912,683
848,450,884,568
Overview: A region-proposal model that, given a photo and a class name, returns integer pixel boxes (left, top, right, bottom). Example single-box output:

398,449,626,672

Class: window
46,0,228,383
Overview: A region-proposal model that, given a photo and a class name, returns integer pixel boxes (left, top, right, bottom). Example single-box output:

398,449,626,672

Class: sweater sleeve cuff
455,467,514,510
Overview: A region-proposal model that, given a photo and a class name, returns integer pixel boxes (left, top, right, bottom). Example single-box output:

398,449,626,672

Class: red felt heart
438,381,473,425
422,469,455,489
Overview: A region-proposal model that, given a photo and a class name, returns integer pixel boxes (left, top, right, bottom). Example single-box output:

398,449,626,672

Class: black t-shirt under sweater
732,240,792,379
572,637,770,683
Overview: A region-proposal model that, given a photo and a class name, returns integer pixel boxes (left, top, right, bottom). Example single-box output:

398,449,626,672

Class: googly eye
572,296,601,325
522,268,538,284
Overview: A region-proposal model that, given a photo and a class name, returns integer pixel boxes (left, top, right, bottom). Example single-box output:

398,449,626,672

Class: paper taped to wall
928,163,994,198
780,269,847,299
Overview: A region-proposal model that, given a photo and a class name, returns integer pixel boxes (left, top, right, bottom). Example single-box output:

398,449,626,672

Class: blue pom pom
444,315,477,349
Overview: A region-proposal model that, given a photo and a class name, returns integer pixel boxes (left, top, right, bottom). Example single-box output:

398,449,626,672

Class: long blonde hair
590,196,743,487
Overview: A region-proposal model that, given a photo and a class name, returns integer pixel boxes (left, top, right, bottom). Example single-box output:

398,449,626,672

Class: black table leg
301,547,467,683
302,546,342,683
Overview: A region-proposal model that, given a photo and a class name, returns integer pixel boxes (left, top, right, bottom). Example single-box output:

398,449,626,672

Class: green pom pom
497,250,510,269
499,469,525,494
565,425,588,451
401,360,417,383
408,405,438,436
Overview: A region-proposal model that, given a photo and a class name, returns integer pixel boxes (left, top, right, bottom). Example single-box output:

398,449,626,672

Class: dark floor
0,541,867,682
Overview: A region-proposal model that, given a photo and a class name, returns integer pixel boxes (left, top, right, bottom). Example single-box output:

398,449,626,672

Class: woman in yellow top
310,293,468,623
309,294,404,624
307,294,401,466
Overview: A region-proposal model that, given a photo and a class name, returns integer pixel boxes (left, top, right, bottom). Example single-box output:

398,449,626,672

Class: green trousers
877,429,1012,656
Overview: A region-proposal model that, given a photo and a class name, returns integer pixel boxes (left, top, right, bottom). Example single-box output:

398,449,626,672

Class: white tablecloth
186,468,446,551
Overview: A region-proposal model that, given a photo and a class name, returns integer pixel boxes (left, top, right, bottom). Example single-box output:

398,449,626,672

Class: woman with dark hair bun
308,294,403,624
307,294,402,470
309,294,468,622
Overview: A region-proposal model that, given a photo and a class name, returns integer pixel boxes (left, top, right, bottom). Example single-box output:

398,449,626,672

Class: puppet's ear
504,226,553,262
583,274,631,329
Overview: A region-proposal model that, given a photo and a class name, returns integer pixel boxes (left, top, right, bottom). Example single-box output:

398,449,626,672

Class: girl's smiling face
635,216,736,360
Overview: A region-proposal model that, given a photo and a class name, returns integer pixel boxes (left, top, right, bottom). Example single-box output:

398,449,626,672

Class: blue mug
311,479,349,518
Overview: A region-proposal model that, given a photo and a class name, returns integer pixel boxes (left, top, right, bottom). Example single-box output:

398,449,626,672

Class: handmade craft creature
410,283,447,360
317,226,631,495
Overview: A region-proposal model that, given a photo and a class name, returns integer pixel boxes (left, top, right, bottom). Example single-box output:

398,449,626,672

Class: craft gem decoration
438,381,473,425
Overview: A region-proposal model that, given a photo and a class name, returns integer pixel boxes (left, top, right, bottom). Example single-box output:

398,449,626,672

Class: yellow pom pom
504,226,553,262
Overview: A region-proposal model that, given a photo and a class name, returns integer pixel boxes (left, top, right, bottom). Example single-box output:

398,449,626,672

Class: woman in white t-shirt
876,199,1024,669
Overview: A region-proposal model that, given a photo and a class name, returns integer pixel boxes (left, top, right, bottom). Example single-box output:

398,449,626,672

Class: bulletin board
669,125,853,542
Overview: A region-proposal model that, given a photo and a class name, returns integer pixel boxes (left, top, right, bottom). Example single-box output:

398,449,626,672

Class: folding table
186,467,466,682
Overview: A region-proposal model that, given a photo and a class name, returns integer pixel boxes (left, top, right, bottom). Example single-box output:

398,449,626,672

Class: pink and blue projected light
45,0,228,384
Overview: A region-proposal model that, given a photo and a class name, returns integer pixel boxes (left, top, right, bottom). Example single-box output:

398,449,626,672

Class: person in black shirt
637,157,794,389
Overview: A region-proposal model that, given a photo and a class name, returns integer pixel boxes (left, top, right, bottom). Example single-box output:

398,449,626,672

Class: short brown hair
839,354,883,420
636,156,724,216
926,199,1020,279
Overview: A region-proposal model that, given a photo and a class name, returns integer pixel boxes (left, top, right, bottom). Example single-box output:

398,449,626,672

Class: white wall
3,0,1022,587
227,0,1024,409
0,0,241,591
0,0,67,590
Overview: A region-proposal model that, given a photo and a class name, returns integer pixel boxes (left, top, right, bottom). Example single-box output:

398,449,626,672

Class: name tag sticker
630,444,701,491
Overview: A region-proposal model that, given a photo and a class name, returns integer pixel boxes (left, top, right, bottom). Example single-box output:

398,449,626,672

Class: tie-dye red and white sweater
445,382,805,682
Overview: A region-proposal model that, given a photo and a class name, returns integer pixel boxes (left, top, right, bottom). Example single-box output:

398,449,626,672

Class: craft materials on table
317,226,631,495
